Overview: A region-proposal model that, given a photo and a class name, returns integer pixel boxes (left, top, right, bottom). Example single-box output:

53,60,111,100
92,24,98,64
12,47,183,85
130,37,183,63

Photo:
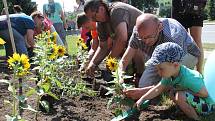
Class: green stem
35,95,40,120
12,71,16,117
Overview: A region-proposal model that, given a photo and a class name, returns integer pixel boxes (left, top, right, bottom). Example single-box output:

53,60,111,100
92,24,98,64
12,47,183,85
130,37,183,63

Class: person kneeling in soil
76,12,112,71
131,42,214,120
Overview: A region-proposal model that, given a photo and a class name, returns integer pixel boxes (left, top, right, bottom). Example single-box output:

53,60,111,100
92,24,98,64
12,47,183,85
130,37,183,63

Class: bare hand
85,64,96,78
123,88,143,100
134,98,144,110
79,61,89,72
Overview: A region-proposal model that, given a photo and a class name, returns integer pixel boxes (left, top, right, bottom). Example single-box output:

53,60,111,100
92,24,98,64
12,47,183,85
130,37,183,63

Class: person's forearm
26,30,35,47
87,49,95,61
27,38,35,47
118,47,136,71
119,58,129,72
91,46,110,66
25,35,34,48
109,39,127,58
140,83,165,101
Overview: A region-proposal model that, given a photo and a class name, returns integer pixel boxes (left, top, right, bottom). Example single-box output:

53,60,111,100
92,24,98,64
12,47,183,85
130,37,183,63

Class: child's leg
172,91,200,120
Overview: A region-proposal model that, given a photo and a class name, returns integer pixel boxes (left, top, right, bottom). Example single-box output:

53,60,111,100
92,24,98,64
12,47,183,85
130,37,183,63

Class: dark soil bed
0,65,208,121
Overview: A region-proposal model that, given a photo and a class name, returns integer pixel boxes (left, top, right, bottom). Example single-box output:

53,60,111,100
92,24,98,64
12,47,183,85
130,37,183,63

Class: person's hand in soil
85,61,96,77
118,69,125,84
79,60,90,72
134,97,145,110
123,86,154,100
123,88,145,100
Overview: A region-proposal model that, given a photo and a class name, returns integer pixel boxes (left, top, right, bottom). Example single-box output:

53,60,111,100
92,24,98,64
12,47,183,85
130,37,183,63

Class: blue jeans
0,28,28,57
53,23,66,44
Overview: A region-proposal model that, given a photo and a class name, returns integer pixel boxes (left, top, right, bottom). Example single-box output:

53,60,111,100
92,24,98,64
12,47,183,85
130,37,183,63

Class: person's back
108,2,142,35
0,14,34,57
96,2,142,41
9,14,35,36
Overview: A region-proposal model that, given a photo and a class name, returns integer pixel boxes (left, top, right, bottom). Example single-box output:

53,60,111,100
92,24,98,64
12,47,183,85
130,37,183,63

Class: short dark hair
84,0,108,13
13,5,22,13
30,11,44,19
76,12,89,29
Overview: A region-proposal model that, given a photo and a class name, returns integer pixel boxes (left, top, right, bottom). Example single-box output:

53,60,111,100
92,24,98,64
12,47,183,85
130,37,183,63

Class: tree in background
159,3,171,17
208,0,215,20
129,0,144,11
142,0,159,13
128,0,158,13
0,0,36,15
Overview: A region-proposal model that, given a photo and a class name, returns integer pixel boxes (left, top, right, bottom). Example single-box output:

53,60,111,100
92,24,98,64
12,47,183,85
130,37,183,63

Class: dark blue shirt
0,14,35,36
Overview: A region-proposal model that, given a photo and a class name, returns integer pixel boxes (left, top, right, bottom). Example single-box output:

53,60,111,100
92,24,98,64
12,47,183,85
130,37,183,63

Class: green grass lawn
0,46,5,56
0,35,80,57
203,43,215,51
66,35,79,55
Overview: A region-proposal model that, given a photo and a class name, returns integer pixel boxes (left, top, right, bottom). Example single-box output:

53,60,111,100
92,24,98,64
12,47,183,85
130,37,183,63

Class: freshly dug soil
0,66,208,121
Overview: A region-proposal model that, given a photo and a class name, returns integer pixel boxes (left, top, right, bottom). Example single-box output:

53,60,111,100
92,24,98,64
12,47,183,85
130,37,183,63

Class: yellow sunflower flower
48,44,58,60
76,41,80,46
57,45,66,57
81,42,88,50
0,38,6,45
20,54,30,70
106,57,118,72
8,57,16,68
51,32,58,44
7,53,30,76
13,53,21,62
47,30,51,42
78,38,84,43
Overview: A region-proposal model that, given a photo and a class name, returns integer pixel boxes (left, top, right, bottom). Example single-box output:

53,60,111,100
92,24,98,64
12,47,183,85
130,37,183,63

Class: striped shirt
129,18,200,58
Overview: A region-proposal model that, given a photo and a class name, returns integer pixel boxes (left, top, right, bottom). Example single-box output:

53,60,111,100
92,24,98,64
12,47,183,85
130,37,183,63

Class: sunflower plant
0,37,6,45
33,31,94,116
0,53,37,121
76,38,88,67
33,31,96,119
105,57,134,116
31,32,67,118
